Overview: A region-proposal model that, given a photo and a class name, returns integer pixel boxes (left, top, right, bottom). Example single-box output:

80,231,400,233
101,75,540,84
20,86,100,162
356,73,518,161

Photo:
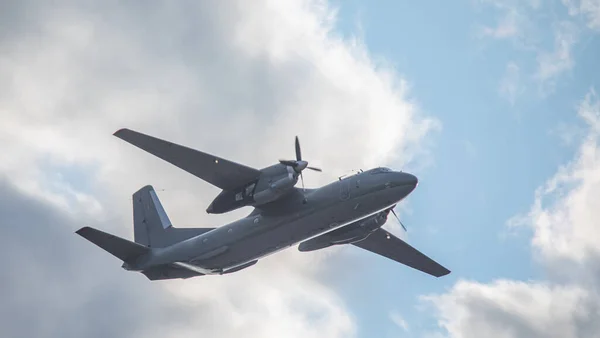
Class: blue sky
326,1,600,336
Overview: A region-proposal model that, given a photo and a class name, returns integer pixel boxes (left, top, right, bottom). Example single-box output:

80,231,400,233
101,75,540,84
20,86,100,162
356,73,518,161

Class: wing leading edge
352,228,450,277
114,128,261,191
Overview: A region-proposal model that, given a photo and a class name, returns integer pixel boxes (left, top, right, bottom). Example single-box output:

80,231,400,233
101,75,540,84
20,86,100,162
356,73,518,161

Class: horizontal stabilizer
76,226,149,262
114,128,261,191
352,228,450,277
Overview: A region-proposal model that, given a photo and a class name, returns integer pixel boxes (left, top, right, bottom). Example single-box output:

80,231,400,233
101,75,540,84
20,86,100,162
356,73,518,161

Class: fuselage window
235,192,243,201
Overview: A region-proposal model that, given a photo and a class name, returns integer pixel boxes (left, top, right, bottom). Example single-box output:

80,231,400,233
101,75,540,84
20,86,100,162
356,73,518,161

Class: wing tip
113,128,131,138
435,268,451,278
75,226,92,236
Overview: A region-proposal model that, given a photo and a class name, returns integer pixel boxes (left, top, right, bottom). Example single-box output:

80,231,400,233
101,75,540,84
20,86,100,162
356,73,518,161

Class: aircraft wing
352,228,450,277
114,128,261,191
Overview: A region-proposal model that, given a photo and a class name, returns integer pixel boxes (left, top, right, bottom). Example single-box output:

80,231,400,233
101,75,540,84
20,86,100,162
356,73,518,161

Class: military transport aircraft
75,128,450,280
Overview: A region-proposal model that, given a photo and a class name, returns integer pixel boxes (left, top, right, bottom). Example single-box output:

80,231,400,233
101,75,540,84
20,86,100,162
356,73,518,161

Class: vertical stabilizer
133,185,170,246
132,185,215,248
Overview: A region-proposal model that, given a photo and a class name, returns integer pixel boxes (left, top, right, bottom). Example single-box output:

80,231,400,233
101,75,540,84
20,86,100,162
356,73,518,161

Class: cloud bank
425,89,600,338
476,0,599,99
0,1,437,337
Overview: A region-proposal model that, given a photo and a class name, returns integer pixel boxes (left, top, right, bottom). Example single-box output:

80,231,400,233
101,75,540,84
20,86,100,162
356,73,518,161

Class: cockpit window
369,167,392,174
338,169,361,180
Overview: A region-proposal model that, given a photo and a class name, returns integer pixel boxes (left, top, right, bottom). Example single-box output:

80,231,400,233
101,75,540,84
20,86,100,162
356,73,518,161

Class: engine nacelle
298,211,388,252
206,165,298,214
252,173,297,205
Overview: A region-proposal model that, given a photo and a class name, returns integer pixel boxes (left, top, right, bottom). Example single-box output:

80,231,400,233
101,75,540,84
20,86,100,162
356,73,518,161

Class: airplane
75,128,450,280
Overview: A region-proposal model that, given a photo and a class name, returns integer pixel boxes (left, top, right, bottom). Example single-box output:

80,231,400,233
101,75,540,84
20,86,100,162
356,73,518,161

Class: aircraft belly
198,193,392,270
196,218,320,269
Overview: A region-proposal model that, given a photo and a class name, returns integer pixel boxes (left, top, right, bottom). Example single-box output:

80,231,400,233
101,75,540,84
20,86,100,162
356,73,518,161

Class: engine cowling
298,211,388,252
206,167,298,214
252,173,297,205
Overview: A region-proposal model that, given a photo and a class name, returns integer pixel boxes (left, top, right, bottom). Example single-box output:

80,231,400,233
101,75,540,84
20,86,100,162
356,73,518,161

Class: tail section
76,226,149,263
133,185,171,246
133,185,215,248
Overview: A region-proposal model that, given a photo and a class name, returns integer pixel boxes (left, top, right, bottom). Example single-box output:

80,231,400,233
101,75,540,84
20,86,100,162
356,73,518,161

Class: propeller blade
307,166,322,172
300,172,305,192
295,136,302,161
391,209,407,232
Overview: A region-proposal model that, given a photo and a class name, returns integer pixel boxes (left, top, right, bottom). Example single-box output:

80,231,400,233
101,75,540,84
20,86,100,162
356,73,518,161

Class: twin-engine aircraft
76,128,450,280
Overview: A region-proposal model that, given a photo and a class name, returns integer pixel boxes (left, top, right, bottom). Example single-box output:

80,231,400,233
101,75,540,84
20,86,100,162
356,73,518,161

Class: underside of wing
141,264,204,281
114,128,261,191
252,188,309,215
352,228,450,277
172,261,221,275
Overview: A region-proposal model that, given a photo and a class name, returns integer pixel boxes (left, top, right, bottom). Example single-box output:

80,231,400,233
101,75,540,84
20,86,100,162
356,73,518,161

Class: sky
1,0,600,337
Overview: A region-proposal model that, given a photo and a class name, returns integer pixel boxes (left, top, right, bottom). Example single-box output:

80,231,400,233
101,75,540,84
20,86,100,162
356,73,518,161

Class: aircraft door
340,178,351,200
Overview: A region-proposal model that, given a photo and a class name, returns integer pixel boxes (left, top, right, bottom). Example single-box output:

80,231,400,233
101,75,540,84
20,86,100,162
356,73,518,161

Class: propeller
279,136,322,193
390,208,408,232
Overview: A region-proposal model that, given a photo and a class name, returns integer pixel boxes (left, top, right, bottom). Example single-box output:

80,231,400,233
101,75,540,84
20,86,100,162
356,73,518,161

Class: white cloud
475,0,540,45
424,280,596,338
563,0,600,30
480,11,519,38
424,89,600,338
499,62,522,104
477,4,527,40
0,1,438,337
508,89,600,264
534,21,579,93
581,0,600,29
389,310,409,332
0,1,438,215
475,1,600,97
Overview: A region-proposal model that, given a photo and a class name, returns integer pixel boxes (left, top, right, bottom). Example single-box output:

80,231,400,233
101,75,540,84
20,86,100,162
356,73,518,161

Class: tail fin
133,185,215,248
76,226,149,262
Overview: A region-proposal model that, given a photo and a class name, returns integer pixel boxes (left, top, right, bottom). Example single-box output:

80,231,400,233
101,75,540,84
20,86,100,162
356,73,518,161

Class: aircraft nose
394,172,418,187
404,173,418,187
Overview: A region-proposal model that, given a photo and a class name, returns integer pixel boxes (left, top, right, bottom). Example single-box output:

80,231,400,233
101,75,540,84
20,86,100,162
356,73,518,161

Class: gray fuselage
136,167,418,272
